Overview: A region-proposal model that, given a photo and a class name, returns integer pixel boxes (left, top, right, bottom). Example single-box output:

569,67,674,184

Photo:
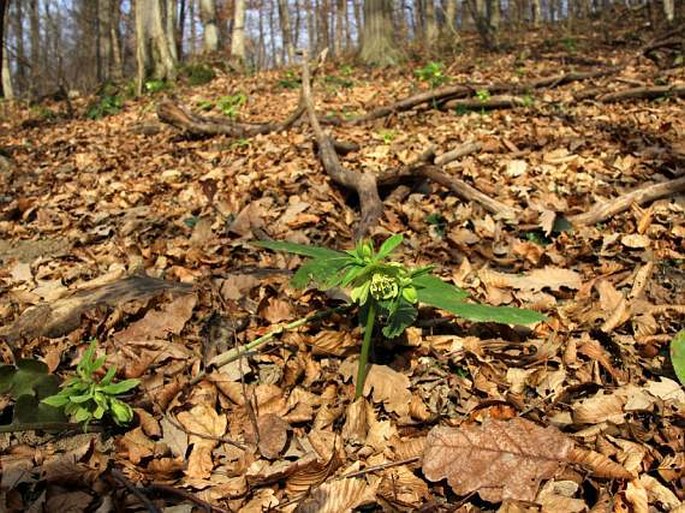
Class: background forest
0,0,681,100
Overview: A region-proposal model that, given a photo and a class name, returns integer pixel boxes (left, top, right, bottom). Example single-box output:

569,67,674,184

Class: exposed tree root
157,99,305,137
300,53,383,240
570,175,685,226
378,142,519,220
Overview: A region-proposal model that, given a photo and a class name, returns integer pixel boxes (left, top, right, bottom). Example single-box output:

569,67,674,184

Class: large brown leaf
422,418,574,502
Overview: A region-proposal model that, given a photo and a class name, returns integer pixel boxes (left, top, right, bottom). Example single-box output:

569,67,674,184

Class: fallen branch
570,175,685,226
157,99,304,137
378,143,518,220
418,165,519,220
345,67,620,125
443,95,528,111
300,51,384,239
596,83,685,102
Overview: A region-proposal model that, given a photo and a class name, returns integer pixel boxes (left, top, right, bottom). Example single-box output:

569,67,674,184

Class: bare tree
0,0,9,98
29,0,39,98
278,0,295,63
231,0,246,66
135,0,177,95
360,0,400,66
199,0,219,52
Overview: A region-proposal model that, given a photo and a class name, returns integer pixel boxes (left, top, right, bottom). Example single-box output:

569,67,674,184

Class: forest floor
0,20,684,513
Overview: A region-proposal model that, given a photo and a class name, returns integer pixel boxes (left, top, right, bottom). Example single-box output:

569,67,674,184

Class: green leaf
414,274,469,310
254,239,347,260
670,330,685,385
73,407,93,423
291,255,351,289
375,234,403,261
110,399,134,425
430,301,546,325
100,379,140,395
42,394,71,408
0,359,60,399
14,395,67,425
383,299,418,339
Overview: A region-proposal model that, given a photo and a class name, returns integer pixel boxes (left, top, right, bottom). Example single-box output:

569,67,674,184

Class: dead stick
418,165,519,220
570,176,685,226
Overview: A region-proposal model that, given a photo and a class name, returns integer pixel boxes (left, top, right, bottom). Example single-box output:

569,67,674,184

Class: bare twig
570,175,685,226
110,468,161,513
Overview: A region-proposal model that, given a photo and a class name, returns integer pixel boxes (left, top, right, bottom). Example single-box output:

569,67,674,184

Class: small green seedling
217,92,247,119
43,341,140,426
415,61,447,88
476,89,491,102
144,79,168,94
256,235,545,398
670,330,685,386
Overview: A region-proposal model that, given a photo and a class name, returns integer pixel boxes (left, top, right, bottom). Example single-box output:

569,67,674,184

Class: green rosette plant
256,235,546,398
42,341,140,426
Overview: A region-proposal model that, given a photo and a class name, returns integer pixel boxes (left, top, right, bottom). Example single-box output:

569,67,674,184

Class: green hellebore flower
402,285,418,304
369,273,400,301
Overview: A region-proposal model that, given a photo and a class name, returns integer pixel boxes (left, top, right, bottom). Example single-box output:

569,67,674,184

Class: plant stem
190,306,348,386
355,301,376,399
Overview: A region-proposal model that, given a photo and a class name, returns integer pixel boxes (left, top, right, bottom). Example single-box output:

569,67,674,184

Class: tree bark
360,0,400,66
0,0,8,98
135,0,177,95
199,0,219,52
230,0,246,66
278,0,295,63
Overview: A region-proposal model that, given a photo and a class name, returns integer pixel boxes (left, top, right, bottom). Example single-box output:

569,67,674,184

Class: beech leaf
422,418,574,502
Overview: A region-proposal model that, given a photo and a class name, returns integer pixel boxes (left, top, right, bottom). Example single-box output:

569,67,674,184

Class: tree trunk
29,0,40,98
0,0,9,98
135,0,177,95
424,0,438,48
110,0,123,80
230,0,246,66
334,0,345,55
360,0,400,66
199,0,219,52
278,0,295,63
165,0,178,62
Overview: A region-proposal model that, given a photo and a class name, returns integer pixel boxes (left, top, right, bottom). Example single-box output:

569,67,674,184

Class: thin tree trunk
199,0,219,52
334,0,345,55
230,0,246,66
29,0,39,98
0,0,9,98
278,0,295,63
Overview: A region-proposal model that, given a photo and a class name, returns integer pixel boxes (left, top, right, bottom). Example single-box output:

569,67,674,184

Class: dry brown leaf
378,465,430,505
260,297,294,324
363,364,412,417
257,413,290,460
567,447,634,480
294,478,375,513
422,418,574,502
114,293,197,341
536,480,586,513
177,404,227,480
482,267,582,292
639,475,681,510
624,479,649,513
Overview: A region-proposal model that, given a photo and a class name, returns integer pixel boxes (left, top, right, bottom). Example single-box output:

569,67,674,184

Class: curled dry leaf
567,447,634,480
422,418,574,502
294,477,375,513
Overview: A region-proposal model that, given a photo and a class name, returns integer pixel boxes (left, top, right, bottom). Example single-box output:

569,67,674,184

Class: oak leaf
422,418,574,502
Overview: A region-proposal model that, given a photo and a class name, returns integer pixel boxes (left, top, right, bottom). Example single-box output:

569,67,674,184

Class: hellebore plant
42,341,140,426
256,235,546,398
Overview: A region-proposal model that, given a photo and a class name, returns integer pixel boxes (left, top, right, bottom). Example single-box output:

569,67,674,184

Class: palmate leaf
376,234,404,261
414,274,469,306
291,254,353,289
382,298,418,339
670,330,685,385
414,274,545,325
433,302,546,325
255,239,355,290
254,240,347,260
